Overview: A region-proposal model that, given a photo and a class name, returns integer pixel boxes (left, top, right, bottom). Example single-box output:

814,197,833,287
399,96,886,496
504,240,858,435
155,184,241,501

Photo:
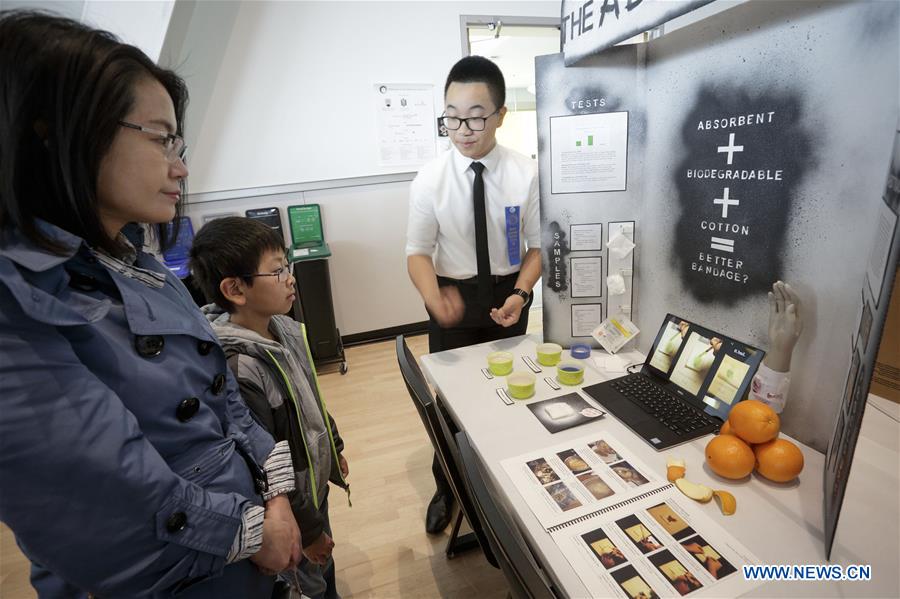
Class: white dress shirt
406,143,541,279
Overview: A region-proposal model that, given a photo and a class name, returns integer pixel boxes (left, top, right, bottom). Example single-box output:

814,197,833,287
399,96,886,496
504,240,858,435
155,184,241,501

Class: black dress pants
428,273,531,497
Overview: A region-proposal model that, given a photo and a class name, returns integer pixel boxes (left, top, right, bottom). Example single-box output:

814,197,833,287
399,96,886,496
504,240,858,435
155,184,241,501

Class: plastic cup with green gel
536,342,563,366
557,361,585,386
507,371,535,399
487,351,514,376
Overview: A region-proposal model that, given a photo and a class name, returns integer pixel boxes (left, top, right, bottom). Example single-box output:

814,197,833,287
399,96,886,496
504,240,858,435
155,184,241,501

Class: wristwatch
511,288,531,303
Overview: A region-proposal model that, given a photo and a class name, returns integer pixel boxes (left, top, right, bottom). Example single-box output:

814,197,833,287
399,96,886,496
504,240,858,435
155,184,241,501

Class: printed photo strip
545,481,582,511
610,564,661,599
609,460,651,488
577,472,616,501
581,527,628,569
646,502,697,541
557,448,592,475
588,438,622,464
680,534,737,580
648,549,704,596
527,457,561,485
617,514,663,555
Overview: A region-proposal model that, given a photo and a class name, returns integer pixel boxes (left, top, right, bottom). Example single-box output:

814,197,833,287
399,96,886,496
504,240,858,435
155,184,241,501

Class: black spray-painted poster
676,90,812,303
536,0,899,451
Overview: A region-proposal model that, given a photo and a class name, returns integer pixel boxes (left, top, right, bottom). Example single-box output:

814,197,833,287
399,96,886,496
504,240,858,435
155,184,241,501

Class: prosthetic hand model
750,281,802,413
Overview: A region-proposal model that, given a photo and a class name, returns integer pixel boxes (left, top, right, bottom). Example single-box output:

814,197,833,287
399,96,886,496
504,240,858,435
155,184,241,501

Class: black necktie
471,161,492,307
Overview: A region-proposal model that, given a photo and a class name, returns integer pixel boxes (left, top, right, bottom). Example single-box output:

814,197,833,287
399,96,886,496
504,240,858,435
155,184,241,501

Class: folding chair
455,430,559,599
395,335,497,565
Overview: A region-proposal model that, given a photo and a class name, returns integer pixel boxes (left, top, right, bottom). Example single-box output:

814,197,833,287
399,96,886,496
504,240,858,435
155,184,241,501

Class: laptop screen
644,314,764,421
287,204,324,247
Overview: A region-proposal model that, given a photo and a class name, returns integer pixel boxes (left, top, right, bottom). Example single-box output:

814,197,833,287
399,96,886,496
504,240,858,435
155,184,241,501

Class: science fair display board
535,0,899,453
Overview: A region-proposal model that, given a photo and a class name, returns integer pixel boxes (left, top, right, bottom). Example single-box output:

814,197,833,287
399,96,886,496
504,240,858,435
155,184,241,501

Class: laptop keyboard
611,374,717,436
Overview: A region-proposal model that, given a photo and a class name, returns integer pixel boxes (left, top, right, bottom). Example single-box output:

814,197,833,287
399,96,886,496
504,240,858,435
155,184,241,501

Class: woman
0,12,300,597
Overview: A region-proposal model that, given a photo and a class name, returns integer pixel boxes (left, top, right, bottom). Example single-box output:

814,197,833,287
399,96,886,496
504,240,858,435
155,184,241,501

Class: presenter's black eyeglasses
439,109,500,132
118,120,188,162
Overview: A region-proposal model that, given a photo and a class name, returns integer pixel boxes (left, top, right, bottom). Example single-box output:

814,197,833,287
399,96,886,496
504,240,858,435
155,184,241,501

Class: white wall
2,0,175,62
166,1,559,336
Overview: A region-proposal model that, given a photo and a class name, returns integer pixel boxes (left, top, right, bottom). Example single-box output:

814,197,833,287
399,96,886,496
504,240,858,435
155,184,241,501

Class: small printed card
592,314,639,354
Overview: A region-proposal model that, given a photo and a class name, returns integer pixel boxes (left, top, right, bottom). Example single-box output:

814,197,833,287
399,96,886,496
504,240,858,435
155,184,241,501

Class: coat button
135,335,165,358
166,512,188,533
176,397,200,422
197,340,214,356
211,373,227,395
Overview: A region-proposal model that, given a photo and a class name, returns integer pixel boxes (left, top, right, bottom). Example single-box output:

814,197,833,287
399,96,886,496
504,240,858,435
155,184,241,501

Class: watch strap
512,288,530,302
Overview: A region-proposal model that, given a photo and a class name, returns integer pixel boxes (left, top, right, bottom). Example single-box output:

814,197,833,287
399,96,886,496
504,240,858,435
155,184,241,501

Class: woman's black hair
0,10,189,256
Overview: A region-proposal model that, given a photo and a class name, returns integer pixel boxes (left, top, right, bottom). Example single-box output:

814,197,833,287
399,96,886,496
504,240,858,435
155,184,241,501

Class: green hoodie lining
264,348,319,511
298,323,351,508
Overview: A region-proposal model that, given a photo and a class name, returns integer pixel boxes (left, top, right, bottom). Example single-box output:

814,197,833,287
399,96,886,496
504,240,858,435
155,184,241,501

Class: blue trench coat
0,221,277,598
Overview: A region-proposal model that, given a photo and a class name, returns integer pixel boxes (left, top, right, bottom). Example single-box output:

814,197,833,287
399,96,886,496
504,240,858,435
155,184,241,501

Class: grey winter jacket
204,307,349,546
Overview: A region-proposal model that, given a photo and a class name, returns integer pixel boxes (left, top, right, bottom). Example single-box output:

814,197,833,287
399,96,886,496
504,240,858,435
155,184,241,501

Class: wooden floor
1,308,542,598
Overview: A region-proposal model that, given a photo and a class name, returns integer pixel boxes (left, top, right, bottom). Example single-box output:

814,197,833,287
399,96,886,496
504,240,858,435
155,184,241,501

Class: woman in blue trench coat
0,12,301,598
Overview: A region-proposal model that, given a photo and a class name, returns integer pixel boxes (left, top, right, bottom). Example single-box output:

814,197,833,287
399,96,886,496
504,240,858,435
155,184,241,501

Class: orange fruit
754,438,804,482
728,400,780,444
705,434,755,479
719,420,734,436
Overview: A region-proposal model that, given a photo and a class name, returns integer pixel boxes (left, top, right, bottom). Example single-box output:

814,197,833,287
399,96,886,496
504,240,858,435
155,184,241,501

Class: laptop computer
582,314,764,450
287,204,329,258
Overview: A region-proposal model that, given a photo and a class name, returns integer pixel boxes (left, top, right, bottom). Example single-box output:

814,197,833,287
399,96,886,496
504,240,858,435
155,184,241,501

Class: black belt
442,272,518,285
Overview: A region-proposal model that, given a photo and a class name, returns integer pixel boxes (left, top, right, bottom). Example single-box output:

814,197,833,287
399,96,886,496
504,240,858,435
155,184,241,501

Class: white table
421,334,900,598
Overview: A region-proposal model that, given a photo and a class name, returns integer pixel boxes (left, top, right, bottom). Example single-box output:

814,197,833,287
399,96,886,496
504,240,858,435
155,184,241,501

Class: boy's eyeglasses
118,120,188,163
242,265,292,283
439,109,500,132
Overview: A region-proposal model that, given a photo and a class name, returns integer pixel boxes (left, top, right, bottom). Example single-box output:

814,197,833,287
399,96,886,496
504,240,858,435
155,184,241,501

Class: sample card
572,303,604,337
865,198,898,306
374,84,436,168
571,223,604,251
501,432,660,529
527,393,606,434
571,257,604,297
550,112,629,193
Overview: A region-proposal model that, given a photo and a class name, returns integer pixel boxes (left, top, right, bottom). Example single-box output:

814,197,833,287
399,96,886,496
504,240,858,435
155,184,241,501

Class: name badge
506,206,521,266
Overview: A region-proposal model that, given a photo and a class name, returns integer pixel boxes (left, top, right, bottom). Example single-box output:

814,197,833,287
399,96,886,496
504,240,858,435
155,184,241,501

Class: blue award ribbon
506,206,521,266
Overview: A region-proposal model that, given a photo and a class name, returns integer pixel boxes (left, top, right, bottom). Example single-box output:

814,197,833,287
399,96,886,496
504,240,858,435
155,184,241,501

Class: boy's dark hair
0,10,189,258
444,56,506,110
190,216,286,312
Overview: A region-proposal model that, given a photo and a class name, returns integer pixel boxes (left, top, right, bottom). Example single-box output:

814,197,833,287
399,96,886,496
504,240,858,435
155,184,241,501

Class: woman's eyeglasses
119,120,187,162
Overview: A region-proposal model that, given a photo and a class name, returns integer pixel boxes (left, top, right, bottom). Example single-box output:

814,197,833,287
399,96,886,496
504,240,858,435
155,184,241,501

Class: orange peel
666,457,686,482
713,490,737,515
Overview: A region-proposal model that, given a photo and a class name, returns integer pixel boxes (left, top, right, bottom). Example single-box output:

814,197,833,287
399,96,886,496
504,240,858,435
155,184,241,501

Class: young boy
190,217,349,599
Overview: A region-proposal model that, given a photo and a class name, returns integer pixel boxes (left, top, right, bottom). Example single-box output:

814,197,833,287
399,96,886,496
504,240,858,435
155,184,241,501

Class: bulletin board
535,0,899,454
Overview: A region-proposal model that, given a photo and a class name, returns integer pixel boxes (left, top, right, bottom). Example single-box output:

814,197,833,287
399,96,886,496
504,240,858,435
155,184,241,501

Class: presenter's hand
338,453,349,478
428,285,465,328
264,494,302,569
491,294,526,328
766,281,802,372
303,531,335,566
